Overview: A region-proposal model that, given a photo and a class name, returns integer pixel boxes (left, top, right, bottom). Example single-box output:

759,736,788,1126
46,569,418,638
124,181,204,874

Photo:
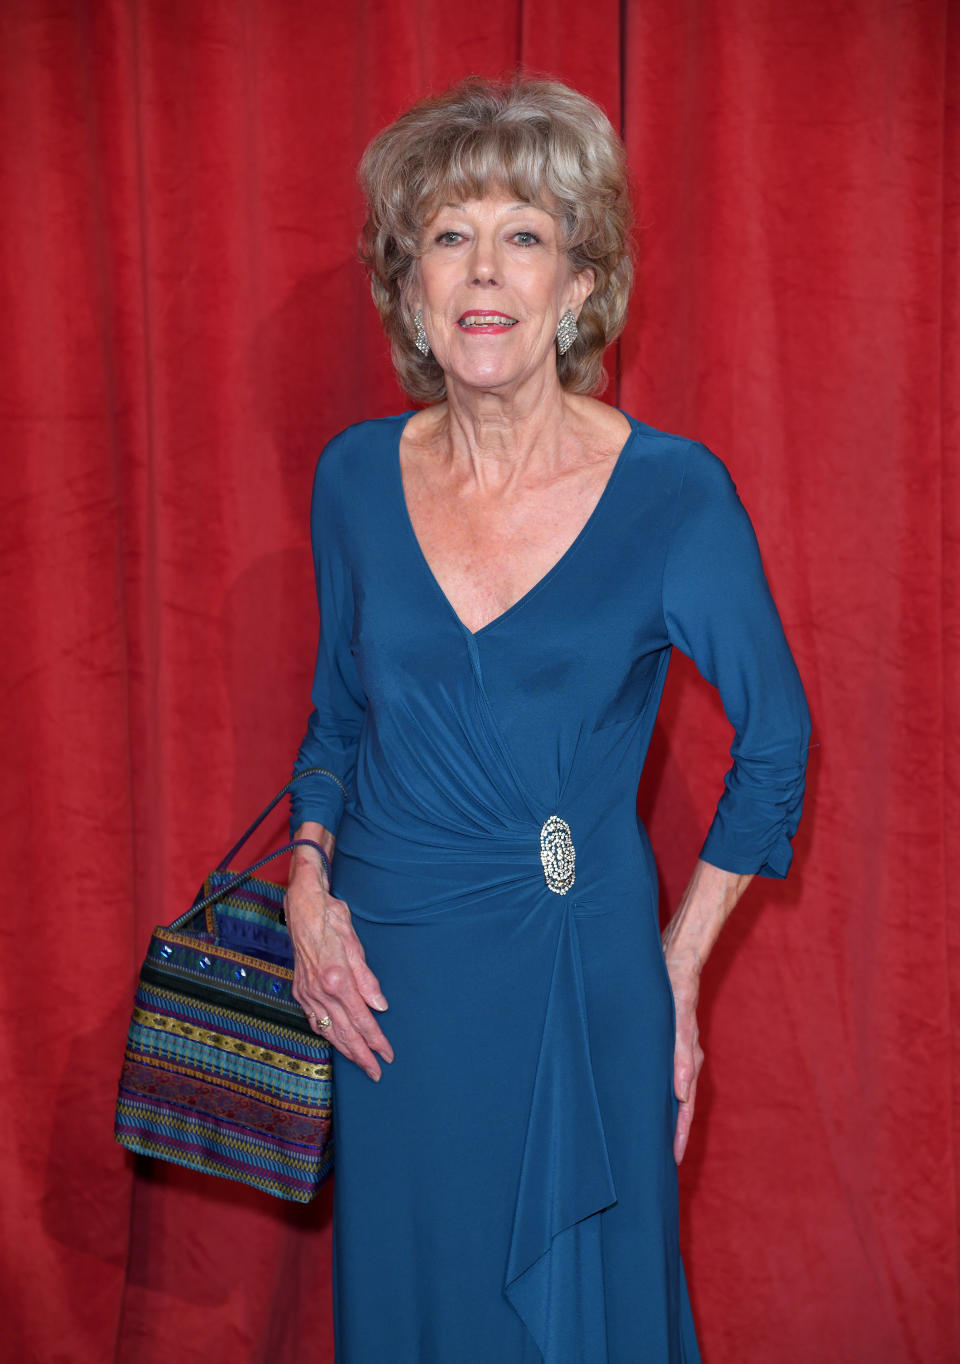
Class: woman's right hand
284,841,393,1081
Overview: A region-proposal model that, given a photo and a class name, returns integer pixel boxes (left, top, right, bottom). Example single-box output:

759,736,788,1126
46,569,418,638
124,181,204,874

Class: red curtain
2,2,956,1360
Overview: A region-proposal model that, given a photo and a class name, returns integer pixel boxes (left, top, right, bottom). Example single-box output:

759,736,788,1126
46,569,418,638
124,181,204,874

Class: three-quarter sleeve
290,442,366,835
661,444,811,877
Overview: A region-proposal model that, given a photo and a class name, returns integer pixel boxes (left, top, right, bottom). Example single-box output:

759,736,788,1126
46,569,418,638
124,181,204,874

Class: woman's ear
568,267,595,316
401,259,422,321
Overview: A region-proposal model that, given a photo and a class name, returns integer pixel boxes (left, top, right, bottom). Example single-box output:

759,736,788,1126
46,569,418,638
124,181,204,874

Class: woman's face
411,191,593,399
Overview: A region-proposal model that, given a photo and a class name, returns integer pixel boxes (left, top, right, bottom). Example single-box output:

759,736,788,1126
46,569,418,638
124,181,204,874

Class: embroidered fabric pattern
115,868,333,1202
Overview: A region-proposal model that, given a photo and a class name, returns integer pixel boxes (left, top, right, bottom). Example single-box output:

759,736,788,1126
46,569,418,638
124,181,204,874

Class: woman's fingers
673,1025,703,1101
351,956,390,1014
672,1029,704,1162
336,926,390,1014
297,977,388,1080
319,968,395,1066
665,959,704,1164
673,1073,698,1164
287,905,395,1080
306,996,386,1081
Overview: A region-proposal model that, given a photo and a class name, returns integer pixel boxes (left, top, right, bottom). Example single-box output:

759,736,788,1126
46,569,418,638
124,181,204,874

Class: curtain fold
1,2,956,1360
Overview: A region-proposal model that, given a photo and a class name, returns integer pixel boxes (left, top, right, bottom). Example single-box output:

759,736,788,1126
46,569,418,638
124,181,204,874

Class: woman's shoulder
313,410,415,488
319,409,415,460
566,394,632,456
619,410,702,459
399,404,445,451
619,412,736,496
567,397,703,466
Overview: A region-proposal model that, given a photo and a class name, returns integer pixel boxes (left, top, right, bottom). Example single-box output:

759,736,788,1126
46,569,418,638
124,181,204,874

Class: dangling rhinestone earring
413,310,430,357
556,309,578,355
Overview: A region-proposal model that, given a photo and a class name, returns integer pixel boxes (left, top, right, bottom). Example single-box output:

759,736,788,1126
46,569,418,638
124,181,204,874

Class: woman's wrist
662,943,703,980
292,837,332,885
290,821,335,891
661,859,753,973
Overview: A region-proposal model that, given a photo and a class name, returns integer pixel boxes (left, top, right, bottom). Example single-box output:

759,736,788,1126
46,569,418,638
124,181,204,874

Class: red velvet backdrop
2,2,957,1360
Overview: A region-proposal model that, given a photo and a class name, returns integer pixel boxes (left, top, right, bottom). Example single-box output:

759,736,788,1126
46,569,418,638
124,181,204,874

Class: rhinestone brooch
540,815,576,894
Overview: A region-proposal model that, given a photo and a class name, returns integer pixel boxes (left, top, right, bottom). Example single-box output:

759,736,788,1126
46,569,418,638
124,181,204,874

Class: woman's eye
435,230,463,245
513,231,541,246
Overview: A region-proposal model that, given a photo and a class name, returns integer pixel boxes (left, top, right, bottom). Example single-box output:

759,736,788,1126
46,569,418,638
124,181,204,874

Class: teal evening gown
291,411,810,1363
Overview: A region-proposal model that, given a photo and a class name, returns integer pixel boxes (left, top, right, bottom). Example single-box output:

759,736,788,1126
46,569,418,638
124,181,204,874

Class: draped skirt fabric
330,821,699,1364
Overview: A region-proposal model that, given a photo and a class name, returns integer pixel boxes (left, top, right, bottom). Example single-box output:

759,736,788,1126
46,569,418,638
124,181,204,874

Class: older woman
285,78,809,1364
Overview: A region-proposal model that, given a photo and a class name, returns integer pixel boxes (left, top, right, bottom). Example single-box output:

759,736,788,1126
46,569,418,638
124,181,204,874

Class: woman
285,77,810,1363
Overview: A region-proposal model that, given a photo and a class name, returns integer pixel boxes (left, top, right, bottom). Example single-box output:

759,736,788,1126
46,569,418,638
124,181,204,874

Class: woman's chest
347,485,676,744
401,461,619,636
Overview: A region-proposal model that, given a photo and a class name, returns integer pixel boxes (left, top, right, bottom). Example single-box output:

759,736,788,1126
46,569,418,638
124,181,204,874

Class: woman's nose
468,236,500,286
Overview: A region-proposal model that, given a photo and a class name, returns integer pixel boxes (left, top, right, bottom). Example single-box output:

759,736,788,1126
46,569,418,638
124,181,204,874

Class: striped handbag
115,773,334,1202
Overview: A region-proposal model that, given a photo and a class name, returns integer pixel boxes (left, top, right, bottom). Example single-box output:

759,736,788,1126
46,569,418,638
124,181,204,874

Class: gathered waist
332,798,656,924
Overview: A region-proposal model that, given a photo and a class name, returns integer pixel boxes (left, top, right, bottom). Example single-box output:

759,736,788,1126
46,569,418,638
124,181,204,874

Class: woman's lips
457,311,518,333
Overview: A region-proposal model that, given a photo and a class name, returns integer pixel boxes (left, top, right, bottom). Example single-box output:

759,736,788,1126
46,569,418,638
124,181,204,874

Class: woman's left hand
663,952,704,1164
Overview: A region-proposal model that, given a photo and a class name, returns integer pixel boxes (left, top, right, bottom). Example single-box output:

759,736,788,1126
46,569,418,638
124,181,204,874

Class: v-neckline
393,410,636,640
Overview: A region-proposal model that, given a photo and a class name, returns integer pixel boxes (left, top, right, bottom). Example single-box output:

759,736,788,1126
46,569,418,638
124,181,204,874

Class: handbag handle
168,767,340,930
216,766,343,870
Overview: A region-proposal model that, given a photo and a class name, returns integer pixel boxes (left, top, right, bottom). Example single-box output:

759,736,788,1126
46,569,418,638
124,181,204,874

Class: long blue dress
291,411,810,1363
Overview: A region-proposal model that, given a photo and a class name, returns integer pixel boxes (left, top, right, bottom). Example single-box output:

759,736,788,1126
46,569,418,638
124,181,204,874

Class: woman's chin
443,356,552,399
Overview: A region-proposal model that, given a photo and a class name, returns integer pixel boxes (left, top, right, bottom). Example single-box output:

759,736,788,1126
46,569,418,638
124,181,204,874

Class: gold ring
317,1015,332,1030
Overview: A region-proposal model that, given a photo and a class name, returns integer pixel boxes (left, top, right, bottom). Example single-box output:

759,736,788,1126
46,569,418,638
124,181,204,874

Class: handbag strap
173,838,326,926
167,768,339,932
216,766,342,870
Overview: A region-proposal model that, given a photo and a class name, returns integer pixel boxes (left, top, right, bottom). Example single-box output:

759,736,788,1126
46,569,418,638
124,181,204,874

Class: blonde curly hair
359,77,634,402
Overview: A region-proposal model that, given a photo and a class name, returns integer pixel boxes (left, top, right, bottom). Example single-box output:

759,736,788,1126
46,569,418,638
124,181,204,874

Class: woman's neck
437,372,580,489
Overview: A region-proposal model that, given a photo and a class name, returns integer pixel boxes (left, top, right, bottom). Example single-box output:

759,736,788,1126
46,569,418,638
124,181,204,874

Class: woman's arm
659,444,811,1159
285,820,393,1082
286,438,392,1078
661,858,753,1163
